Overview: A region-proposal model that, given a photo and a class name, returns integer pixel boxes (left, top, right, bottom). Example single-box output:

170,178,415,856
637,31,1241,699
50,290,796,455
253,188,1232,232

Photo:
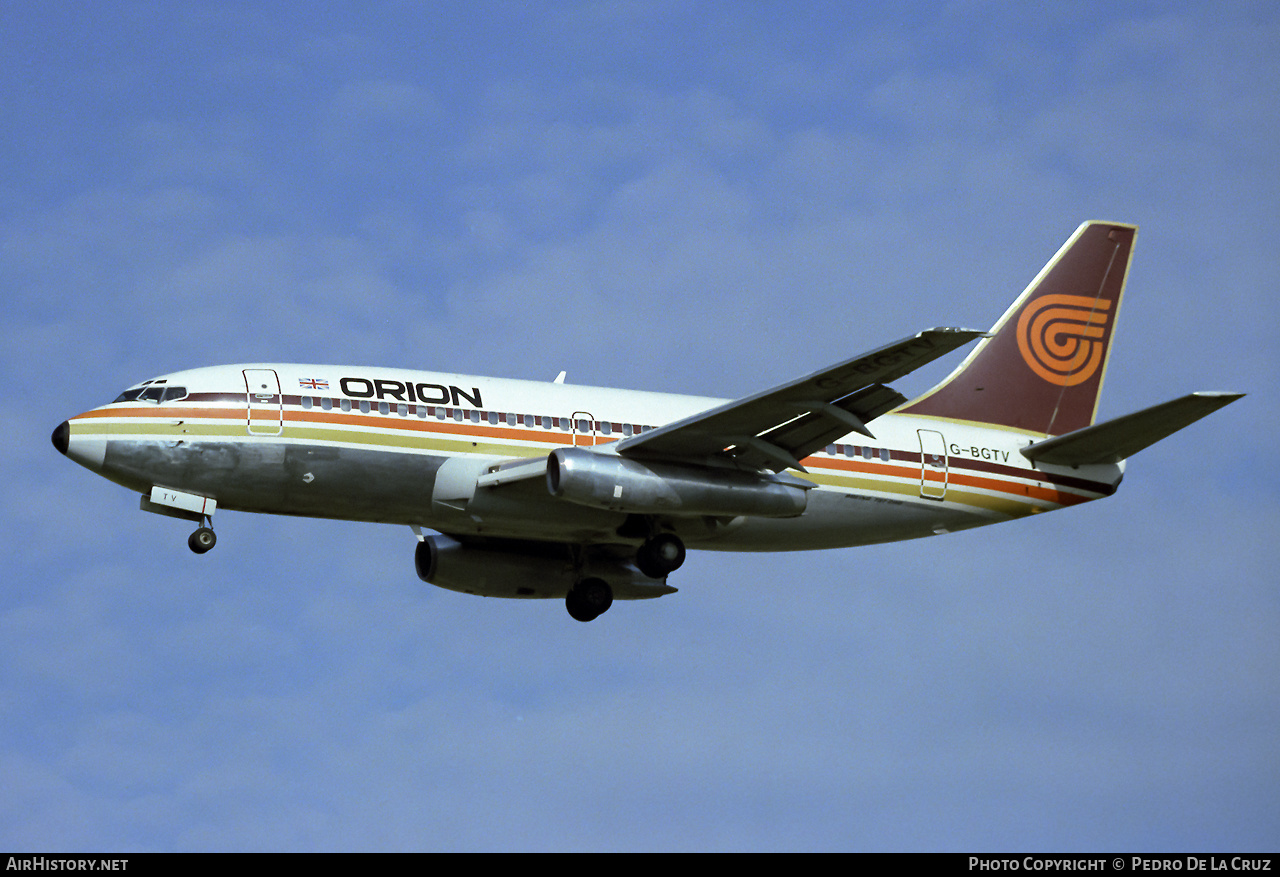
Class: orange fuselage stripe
76,403,1100,506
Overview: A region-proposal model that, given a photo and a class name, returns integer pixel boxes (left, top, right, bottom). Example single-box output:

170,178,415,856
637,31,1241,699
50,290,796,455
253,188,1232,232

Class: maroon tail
898,221,1137,436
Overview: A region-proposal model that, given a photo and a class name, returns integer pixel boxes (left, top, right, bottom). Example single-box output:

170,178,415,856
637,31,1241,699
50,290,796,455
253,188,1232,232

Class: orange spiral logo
1016,294,1112,386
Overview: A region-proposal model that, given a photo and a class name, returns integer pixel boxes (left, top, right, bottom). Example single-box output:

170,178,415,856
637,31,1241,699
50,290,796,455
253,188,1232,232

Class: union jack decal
299,378,329,390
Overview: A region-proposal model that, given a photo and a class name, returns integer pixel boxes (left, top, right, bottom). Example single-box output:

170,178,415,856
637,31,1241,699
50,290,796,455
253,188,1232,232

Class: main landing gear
565,577,613,622
563,533,686,622
636,532,685,579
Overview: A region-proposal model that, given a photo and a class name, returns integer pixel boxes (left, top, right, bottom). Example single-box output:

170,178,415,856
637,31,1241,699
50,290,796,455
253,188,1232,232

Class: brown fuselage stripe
76,401,1115,502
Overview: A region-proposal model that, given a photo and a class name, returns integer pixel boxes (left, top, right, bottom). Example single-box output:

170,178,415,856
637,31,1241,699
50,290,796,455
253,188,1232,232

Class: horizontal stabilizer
1021,391,1243,466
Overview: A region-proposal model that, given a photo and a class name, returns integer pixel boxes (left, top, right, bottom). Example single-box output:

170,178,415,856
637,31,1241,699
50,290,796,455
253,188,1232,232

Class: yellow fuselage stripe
72,402,1099,520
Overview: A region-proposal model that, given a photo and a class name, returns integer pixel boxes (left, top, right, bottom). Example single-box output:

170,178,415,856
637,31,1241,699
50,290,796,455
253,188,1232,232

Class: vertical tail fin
899,221,1137,436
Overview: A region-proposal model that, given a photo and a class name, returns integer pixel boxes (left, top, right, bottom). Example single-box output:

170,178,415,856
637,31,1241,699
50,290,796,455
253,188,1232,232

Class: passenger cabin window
285,393,679,449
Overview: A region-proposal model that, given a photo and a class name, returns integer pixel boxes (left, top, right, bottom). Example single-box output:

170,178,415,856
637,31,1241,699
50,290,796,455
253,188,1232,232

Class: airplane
52,221,1242,621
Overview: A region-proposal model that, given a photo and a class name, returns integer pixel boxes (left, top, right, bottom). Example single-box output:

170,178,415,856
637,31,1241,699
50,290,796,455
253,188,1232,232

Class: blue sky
3,1,1277,851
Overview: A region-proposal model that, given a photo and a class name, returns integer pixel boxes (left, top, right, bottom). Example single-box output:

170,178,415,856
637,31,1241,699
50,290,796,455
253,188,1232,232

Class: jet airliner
53,222,1241,621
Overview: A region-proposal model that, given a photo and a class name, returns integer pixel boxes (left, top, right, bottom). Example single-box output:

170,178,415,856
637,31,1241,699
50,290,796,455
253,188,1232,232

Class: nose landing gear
186,512,217,554
188,526,217,554
139,487,219,555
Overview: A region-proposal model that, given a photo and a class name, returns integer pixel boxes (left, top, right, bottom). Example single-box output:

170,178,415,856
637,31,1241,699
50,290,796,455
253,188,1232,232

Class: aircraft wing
614,327,983,471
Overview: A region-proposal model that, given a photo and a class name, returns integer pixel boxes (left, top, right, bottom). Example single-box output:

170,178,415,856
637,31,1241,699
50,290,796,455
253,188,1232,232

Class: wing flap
615,327,982,469
1021,391,1243,466
735,384,907,471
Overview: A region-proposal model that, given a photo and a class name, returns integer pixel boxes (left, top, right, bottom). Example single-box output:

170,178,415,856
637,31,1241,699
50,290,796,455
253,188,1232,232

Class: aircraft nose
53,419,106,470
52,420,70,455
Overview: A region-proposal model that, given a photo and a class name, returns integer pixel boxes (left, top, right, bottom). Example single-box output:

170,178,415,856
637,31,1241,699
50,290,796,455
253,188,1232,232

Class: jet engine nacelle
414,534,675,600
546,447,809,518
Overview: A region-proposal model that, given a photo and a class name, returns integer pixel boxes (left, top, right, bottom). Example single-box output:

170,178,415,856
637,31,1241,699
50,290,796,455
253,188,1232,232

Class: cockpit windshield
112,384,187,404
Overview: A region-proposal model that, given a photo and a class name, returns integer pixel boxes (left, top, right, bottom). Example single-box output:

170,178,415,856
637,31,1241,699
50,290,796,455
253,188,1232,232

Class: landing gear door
244,369,283,436
918,429,948,500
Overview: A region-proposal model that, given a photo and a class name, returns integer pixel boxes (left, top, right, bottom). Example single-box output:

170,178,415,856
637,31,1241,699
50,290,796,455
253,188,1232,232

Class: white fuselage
60,363,1123,553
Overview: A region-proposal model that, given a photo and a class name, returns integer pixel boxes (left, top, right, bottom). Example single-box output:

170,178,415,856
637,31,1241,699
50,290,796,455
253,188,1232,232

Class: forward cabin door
918,429,948,500
244,369,283,436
